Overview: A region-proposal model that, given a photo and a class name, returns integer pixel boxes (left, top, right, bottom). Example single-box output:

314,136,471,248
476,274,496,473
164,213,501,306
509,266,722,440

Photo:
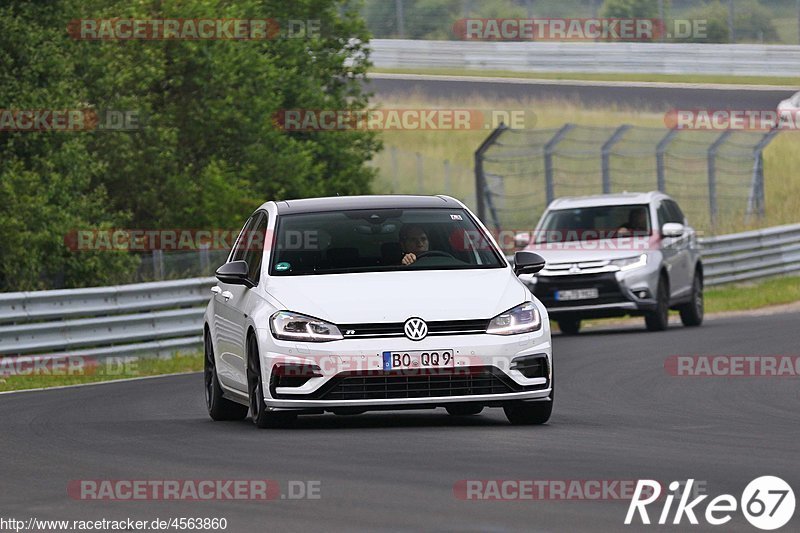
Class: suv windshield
270,208,505,275
537,204,651,242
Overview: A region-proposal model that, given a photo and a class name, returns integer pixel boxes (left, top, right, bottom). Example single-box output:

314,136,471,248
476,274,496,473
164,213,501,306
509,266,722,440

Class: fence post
656,128,679,192
601,124,631,194
415,152,423,193
544,123,575,204
474,123,508,223
152,250,165,281
390,146,398,192
707,130,733,227
747,129,780,222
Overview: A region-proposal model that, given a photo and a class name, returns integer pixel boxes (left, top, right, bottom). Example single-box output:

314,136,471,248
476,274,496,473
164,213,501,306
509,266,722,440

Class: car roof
270,195,463,215
546,191,669,210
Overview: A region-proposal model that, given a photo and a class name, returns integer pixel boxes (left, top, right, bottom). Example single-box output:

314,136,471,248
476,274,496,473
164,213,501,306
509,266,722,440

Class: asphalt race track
369,74,797,112
1,311,798,532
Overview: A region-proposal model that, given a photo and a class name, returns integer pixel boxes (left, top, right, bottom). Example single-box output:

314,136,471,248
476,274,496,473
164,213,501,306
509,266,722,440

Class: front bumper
528,267,660,319
254,319,552,409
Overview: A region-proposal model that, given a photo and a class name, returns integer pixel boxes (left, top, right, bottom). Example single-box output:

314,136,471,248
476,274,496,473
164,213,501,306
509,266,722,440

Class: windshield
270,208,505,275
537,204,651,243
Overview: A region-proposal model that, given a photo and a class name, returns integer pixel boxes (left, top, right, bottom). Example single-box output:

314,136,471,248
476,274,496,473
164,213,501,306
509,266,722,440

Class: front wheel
504,400,552,425
557,319,581,336
205,332,248,421
504,372,554,425
679,272,704,327
645,277,669,332
247,335,296,429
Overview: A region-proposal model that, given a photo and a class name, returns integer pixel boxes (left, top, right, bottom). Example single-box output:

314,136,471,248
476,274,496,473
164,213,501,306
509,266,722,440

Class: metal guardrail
1,226,799,359
699,223,800,286
371,39,800,76
0,277,215,359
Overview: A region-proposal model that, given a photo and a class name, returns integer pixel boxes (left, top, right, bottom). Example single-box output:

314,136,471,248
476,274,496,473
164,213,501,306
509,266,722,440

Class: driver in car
399,225,429,265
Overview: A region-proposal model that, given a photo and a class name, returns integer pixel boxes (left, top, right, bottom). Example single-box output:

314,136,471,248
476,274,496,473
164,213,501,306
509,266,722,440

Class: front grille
339,319,489,339
320,367,513,400
534,272,626,308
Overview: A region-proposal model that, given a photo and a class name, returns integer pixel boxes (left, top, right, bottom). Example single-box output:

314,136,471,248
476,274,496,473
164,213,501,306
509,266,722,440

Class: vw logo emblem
404,318,428,341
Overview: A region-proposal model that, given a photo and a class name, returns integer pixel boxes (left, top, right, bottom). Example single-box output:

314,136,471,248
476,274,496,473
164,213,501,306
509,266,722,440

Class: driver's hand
401,253,417,265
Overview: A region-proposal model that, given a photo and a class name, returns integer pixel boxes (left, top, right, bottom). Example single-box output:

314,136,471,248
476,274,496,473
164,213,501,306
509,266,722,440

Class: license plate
383,350,454,370
555,288,599,301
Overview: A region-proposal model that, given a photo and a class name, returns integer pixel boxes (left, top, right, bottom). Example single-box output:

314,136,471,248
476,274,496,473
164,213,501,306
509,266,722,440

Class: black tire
557,319,581,336
246,334,296,429
205,331,248,421
445,404,484,416
679,272,704,327
504,370,554,425
645,276,670,332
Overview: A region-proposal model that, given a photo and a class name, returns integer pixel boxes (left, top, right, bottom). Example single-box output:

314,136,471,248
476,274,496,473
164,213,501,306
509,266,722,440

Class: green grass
372,67,800,87
704,275,800,314
0,352,203,393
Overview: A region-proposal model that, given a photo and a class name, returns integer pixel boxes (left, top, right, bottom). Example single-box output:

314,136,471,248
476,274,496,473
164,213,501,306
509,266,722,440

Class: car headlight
270,311,343,342
611,253,648,272
486,302,541,335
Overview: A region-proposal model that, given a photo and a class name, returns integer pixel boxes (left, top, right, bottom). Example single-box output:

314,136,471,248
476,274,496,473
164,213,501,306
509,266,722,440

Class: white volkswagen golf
203,195,553,428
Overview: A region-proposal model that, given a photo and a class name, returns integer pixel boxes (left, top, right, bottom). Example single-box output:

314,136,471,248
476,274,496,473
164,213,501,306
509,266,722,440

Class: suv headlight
611,253,648,272
270,311,343,342
486,302,541,335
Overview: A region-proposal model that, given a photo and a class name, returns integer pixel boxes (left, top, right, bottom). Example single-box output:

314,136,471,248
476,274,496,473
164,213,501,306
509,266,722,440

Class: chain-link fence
475,124,780,233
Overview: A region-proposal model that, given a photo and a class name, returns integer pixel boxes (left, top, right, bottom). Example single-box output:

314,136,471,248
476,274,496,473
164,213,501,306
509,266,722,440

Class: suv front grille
534,272,626,307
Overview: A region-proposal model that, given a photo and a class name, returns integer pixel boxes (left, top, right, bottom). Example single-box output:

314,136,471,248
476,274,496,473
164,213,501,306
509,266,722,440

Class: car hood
525,237,658,264
263,268,526,323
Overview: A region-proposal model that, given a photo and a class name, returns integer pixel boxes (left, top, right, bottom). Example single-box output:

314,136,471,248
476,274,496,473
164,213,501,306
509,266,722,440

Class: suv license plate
383,350,454,370
555,288,599,301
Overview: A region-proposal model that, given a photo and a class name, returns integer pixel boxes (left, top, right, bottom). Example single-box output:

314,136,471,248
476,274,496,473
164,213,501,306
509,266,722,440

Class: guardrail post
656,128,679,192
707,131,733,227
474,123,508,225
601,124,631,194
747,129,780,222
544,123,575,204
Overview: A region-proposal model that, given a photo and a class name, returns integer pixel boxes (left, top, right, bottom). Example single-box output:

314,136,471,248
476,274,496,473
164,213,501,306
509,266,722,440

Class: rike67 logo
626,477,795,530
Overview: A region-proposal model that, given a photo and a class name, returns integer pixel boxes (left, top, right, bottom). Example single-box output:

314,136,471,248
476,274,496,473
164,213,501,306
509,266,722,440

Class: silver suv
518,192,703,334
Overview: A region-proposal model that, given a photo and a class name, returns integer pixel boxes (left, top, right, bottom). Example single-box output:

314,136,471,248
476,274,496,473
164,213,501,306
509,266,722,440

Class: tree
601,0,661,18
0,0,381,291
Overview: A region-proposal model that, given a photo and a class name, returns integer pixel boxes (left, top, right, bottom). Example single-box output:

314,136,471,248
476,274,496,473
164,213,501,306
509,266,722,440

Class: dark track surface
368,75,796,112
1,311,798,532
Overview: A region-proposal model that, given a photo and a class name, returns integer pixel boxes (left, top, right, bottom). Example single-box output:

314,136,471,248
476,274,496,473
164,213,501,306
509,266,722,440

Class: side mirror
513,251,546,276
215,260,254,288
661,223,685,238
514,231,531,249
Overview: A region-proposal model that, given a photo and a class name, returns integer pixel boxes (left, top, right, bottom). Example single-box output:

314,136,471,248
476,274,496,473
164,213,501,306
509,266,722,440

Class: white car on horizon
203,195,553,428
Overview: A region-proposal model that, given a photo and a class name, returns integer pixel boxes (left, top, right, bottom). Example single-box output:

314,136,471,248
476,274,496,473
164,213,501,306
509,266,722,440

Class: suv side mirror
513,251,546,275
662,223,685,238
215,260,254,288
